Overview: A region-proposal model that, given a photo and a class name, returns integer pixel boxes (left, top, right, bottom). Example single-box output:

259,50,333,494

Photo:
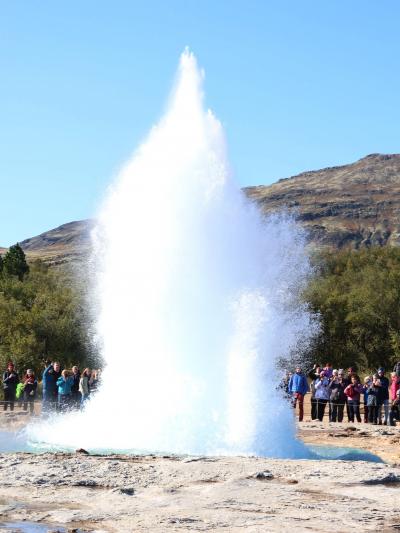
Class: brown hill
244,153,400,248
19,220,95,267
2,153,400,264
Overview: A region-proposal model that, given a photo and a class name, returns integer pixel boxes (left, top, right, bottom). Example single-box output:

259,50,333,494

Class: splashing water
28,50,314,457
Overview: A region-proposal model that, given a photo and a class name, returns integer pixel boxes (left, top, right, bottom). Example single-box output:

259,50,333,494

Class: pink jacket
391,378,400,401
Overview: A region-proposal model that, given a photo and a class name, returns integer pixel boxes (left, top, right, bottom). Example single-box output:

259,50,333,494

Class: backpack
15,382,25,399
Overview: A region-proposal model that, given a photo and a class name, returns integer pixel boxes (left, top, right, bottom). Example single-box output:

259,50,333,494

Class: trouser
80,394,89,409
311,398,318,420
389,409,399,426
345,397,351,421
368,405,378,424
317,399,328,421
378,399,389,423
58,394,71,412
292,393,304,421
42,391,58,414
364,405,369,423
3,389,15,411
71,391,82,409
331,401,344,422
348,400,361,422
23,398,34,414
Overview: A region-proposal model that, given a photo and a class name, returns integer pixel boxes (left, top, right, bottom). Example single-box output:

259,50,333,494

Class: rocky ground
0,412,399,532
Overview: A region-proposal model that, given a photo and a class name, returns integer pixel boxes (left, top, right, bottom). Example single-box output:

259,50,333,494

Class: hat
378,367,385,373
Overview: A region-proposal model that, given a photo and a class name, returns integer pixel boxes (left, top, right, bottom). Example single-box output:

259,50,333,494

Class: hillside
19,220,95,267
2,153,400,264
245,153,400,248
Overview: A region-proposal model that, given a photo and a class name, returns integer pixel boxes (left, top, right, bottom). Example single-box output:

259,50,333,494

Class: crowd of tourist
1,360,101,414
283,362,400,426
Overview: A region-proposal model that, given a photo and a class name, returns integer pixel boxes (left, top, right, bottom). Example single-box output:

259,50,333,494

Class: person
288,367,308,422
362,376,372,423
390,372,400,402
393,361,400,378
79,368,91,408
279,371,292,400
367,376,380,425
56,370,74,412
22,369,37,414
89,370,100,394
327,369,338,420
344,374,363,423
343,368,355,421
308,364,321,381
314,371,330,421
389,389,400,426
71,366,81,409
323,362,333,379
328,372,346,422
376,367,389,425
42,360,61,412
2,362,19,411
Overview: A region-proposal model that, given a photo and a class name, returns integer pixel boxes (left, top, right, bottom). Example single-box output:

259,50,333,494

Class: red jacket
344,383,363,401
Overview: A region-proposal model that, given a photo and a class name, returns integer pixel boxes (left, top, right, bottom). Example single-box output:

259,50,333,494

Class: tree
304,247,400,372
0,254,3,273
3,244,29,280
0,260,99,375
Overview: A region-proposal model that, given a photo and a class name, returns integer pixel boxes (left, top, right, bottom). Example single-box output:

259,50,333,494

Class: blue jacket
288,373,308,396
42,365,61,394
56,376,74,395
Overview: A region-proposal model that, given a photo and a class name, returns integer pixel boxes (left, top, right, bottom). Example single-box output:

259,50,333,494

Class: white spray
28,50,313,457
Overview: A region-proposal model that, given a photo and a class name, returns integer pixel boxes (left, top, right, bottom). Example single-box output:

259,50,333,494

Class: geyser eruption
29,50,313,456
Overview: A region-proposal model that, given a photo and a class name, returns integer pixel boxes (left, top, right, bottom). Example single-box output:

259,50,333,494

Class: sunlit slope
4,153,400,265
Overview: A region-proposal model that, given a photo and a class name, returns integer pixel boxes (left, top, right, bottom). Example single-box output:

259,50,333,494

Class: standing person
79,368,91,408
344,375,363,423
323,363,333,379
314,371,330,421
42,360,61,413
389,389,400,426
56,370,74,412
393,361,400,378
288,367,309,422
22,370,37,414
390,372,400,402
362,376,372,423
367,376,380,425
308,365,321,421
328,372,346,422
376,368,389,425
2,362,19,411
89,370,99,394
343,368,355,421
327,369,338,421
71,366,81,409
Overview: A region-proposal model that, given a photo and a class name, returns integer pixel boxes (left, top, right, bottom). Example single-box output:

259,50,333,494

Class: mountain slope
2,153,400,265
244,153,400,248
19,220,95,266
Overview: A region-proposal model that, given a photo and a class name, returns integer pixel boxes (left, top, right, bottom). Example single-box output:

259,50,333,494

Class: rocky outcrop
244,153,400,249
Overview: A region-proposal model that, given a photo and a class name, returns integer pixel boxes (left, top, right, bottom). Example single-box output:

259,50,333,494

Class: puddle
0,522,67,532
308,444,384,463
0,430,385,463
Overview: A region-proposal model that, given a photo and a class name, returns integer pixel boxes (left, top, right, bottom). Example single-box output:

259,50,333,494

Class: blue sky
1,1,400,246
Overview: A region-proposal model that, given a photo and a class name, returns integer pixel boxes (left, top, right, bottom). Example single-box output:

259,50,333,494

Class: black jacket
2,371,19,391
328,380,346,401
377,376,389,401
